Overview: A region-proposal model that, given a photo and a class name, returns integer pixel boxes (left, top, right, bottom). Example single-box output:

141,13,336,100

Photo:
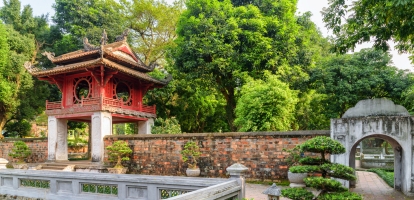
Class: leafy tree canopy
145,66,229,133
0,0,54,137
53,0,125,46
312,48,414,119
0,23,35,137
172,0,325,130
323,0,414,60
234,71,298,131
120,0,184,65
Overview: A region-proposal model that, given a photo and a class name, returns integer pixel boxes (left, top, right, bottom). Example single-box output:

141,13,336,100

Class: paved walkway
245,171,412,200
351,171,410,200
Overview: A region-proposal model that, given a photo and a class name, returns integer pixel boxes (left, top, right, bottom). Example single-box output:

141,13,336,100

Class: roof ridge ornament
83,37,99,51
115,29,129,42
101,29,108,45
162,74,173,83
148,62,158,71
24,61,40,74
42,51,55,61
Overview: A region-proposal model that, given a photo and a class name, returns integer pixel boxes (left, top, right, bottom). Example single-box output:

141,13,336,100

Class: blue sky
1,0,412,70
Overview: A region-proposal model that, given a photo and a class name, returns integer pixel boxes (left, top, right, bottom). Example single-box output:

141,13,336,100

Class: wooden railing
45,97,156,114
46,100,62,110
81,97,100,106
142,104,156,113
102,97,122,108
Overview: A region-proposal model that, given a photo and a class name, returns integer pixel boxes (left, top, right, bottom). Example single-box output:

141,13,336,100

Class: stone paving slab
245,171,412,200
350,171,410,200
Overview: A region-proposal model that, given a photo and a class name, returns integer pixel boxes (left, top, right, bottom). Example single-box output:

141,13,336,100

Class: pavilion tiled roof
43,41,153,72
25,30,170,86
25,58,169,86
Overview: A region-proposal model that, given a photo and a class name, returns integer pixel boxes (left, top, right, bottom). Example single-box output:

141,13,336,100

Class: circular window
116,82,130,102
75,79,90,100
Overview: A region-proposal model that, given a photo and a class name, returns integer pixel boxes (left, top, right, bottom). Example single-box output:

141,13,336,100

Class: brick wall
0,138,48,163
104,130,329,181
0,131,331,181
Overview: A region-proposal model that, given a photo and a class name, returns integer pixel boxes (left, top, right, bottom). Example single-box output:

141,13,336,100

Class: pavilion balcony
45,97,156,118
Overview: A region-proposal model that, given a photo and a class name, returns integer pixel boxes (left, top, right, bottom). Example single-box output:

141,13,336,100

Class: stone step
40,166,66,170
42,163,68,167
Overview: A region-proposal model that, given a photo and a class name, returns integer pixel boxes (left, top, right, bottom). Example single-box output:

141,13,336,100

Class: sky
1,0,412,71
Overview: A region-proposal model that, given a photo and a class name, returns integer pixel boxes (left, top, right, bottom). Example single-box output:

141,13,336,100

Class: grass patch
367,168,394,187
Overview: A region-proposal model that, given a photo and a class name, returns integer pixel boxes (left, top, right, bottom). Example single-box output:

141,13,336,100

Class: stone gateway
331,98,414,196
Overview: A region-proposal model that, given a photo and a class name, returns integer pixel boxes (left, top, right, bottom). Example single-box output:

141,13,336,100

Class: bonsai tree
282,136,362,200
106,141,133,168
180,141,201,169
8,141,32,163
283,146,302,167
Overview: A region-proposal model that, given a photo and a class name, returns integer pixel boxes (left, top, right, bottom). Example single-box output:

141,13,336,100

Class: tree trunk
224,95,237,132
116,155,122,168
218,85,237,132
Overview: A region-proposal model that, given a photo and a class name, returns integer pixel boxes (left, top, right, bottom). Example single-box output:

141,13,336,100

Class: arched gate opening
330,98,414,197
349,135,403,190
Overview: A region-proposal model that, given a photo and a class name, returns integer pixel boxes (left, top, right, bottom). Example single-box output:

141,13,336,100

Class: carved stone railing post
0,158,9,169
226,163,248,199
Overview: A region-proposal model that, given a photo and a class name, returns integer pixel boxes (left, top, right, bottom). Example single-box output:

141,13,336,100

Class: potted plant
282,136,362,200
283,146,308,187
8,141,32,169
180,141,201,177
106,141,133,174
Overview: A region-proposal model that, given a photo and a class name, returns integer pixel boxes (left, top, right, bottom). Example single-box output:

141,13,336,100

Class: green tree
120,0,184,64
312,48,414,119
8,141,32,163
322,0,414,58
53,0,125,45
234,71,298,132
0,22,10,138
0,0,54,137
282,136,361,200
151,117,182,134
106,141,133,168
145,66,229,133
172,0,303,130
0,23,35,138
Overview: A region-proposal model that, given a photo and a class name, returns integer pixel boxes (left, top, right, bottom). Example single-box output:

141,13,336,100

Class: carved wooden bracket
88,69,102,86
39,76,64,92
103,71,118,86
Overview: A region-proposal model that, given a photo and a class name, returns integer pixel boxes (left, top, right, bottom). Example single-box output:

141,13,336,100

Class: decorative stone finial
226,163,248,177
0,158,9,170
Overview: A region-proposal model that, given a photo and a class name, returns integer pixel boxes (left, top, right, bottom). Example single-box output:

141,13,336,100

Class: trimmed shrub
281,188,314,200
318,191,362,200
282,136,359,199
8,141,32,163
